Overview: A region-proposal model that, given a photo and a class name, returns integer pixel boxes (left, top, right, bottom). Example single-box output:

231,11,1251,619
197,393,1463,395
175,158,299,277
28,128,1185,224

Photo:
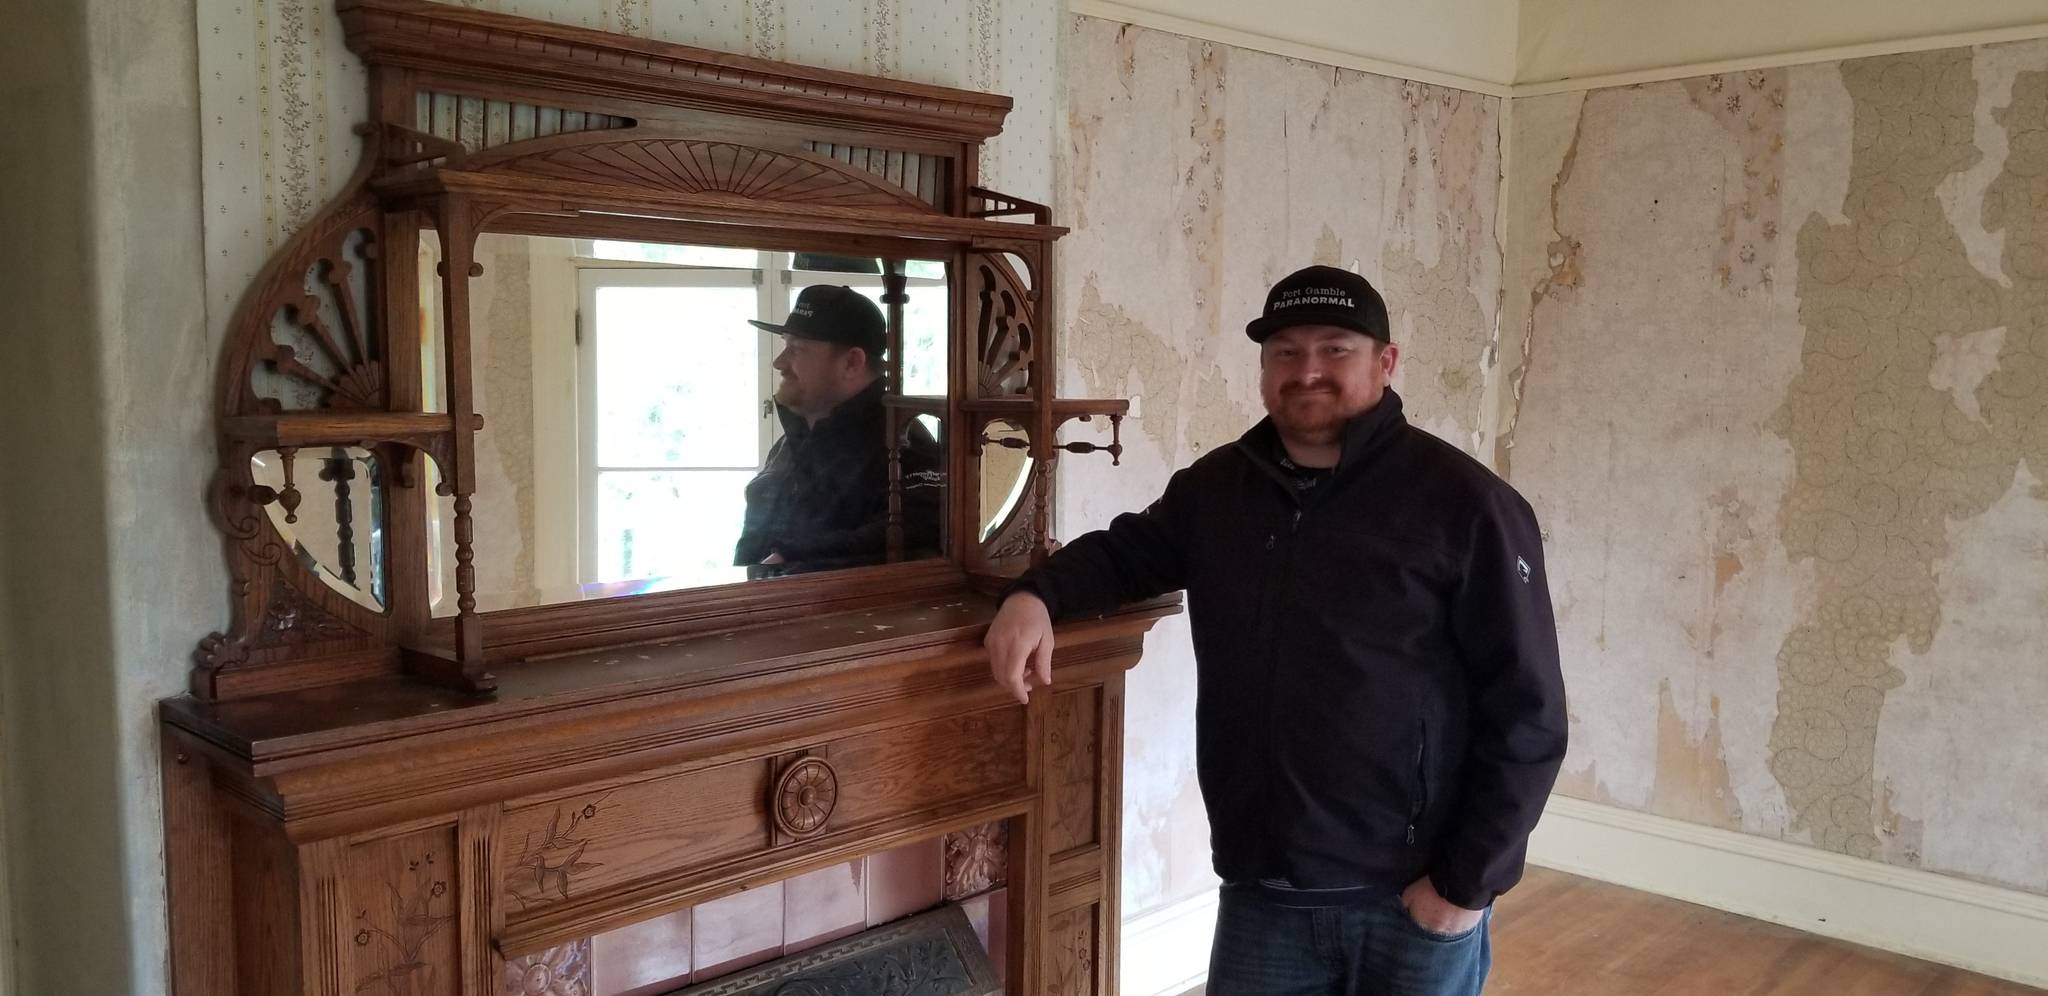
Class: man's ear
1379,341,1401,376
842,346,870,375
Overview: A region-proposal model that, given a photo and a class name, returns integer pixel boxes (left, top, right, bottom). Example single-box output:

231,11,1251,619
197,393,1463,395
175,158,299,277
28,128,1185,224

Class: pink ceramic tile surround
984,888,1010,988
590,908,690,996
783,859,867,953
960,893,992,950
863,835,945,926
954,887,1010,988
691,884,787,981
985,888,1008,986
585,836,956,992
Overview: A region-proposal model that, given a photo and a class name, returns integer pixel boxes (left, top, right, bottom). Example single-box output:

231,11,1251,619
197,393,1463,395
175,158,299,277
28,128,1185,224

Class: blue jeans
1207,884,1492,995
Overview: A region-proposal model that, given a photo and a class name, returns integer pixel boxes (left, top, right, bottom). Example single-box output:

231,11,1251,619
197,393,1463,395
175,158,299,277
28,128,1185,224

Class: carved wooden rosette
773,756,841,840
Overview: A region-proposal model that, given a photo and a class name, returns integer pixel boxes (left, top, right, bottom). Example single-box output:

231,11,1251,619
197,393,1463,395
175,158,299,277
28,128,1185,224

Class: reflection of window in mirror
425,235,948,616
782,253,949,397
577,262,766,592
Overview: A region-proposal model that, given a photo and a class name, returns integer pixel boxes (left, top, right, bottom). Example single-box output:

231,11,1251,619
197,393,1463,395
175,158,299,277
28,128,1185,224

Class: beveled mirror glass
252,445,388,612
420,231,950,614
979,422,1032,542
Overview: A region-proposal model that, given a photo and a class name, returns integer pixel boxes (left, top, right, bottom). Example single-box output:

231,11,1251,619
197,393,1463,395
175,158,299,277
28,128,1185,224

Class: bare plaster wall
1506,41,2048,894
1057,15,1505,916
0,0,215,993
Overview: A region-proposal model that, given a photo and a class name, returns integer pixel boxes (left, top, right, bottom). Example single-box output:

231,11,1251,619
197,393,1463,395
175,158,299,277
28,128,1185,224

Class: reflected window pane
845,282,948,396
588,240,759,269
594,285,760,468
596,470,754,586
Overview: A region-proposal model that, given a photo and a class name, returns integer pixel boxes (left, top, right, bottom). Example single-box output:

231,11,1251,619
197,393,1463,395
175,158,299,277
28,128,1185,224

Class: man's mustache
1280,382,1337,396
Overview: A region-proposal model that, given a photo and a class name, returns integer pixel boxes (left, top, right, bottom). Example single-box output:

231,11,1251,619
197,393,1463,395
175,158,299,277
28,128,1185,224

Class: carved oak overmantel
161,3,1166,994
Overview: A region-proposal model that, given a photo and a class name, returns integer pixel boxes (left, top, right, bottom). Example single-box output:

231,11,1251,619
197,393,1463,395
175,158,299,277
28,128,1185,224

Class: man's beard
1267,385,1353,443
774,376,808,413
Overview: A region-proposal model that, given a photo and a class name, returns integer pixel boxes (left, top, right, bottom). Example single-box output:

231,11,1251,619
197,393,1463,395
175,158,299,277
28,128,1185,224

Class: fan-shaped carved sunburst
495,140,926,210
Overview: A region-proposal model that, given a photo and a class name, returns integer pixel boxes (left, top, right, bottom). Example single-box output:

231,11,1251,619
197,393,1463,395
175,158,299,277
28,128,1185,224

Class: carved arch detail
469,138,934,212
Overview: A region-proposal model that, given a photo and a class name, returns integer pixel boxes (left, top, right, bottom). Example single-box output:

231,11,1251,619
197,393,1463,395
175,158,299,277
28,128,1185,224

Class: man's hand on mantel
984,591,1054,705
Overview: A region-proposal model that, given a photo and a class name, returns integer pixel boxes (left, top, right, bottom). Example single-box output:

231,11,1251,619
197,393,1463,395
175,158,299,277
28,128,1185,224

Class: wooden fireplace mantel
166,2,1155,992
163,592,1176,994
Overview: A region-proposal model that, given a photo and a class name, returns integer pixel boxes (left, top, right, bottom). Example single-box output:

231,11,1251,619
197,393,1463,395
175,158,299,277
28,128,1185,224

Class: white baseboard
1120,888,1219,996
1528,795,2048,989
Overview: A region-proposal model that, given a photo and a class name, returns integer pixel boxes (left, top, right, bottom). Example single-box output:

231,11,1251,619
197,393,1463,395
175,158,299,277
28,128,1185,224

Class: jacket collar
773,378,887,442
1236,387,1408,490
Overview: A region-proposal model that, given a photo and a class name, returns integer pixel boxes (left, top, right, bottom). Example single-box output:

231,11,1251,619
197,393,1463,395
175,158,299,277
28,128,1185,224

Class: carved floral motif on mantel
503,939,592,996
943,821,1008,900
508,794,614,911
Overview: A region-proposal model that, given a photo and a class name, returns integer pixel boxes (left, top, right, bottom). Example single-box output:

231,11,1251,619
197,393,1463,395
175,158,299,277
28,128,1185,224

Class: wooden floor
1491,867,2037,995
1181,866,2040,995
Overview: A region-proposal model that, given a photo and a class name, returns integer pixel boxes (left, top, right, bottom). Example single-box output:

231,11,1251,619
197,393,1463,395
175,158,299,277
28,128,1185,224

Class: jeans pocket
1394,895,1485,943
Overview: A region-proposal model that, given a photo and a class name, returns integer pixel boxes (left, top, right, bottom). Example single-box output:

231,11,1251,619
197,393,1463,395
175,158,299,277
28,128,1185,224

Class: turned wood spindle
277,447,302,525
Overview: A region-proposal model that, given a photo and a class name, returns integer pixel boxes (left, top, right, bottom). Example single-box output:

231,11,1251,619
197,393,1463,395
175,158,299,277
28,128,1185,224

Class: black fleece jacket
735,380,942,575
1013,389,1566,909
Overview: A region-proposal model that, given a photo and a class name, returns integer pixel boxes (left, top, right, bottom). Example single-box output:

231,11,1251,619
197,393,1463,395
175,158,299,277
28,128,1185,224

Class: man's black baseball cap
1244,265,1391,344
750,284,887,357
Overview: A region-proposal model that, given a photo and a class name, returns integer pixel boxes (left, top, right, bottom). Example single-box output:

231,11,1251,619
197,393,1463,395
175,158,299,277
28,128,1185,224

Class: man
984,266,1566,995
735,284,942,577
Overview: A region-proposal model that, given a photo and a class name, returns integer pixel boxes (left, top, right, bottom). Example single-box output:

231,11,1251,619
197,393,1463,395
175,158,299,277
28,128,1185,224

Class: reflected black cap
750,284,887,357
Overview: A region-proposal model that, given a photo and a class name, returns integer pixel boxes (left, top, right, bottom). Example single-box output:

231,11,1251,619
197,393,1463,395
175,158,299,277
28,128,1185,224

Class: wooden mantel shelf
166,592,1174,766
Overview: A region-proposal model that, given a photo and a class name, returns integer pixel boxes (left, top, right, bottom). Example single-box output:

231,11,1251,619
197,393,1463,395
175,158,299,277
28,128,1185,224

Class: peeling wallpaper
1057,16,1504,913
1509,40,2048,894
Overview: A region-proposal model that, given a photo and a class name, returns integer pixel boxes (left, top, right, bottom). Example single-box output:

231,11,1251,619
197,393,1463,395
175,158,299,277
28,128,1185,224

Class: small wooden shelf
961,398,1129,420
222,411,456,448
881,394,947,417
883,396,1132,427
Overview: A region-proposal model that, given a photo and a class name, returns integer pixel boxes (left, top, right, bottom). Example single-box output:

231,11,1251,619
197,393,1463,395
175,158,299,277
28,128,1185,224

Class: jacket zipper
1408,719,1428,845
1254,481,1304,878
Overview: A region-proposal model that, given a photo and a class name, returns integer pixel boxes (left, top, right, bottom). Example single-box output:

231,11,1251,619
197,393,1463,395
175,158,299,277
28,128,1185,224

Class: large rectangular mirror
420,232,951,615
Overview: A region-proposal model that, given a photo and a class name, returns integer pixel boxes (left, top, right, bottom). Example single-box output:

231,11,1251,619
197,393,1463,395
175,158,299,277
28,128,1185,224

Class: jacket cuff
1428,869,1493,911
1001,576,1060,620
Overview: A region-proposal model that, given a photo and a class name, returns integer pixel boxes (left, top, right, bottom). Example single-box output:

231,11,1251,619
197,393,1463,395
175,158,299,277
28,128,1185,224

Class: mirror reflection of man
735,284,943,578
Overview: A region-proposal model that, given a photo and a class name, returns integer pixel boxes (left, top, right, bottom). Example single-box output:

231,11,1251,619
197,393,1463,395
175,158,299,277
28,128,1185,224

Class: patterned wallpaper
196,0,1057,330
1508,40,2048,894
